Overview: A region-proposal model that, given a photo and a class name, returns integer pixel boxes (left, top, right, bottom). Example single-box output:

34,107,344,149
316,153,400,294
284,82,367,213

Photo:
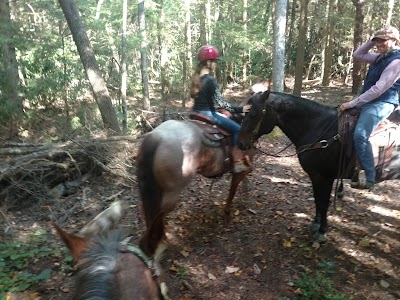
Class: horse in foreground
54,201,168,300
238,89,400,241
137,116,255,251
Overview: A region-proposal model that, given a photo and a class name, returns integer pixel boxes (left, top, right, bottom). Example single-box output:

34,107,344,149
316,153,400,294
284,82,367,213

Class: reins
251,96,342,157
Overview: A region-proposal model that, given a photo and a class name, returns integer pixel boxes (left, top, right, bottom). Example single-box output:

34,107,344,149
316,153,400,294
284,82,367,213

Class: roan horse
238,88,400,242
137,110,255,251
54,201,168,300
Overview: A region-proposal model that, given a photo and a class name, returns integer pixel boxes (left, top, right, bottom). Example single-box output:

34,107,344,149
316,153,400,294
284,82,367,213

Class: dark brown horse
54,201,168,300
238,88,400,242
137,117,255,252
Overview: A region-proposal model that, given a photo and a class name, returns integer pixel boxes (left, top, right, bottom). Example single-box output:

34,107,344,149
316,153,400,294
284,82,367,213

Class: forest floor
2,83,400,300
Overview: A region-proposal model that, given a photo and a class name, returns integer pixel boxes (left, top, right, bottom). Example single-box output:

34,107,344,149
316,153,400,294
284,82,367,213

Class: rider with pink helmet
190,45,251,173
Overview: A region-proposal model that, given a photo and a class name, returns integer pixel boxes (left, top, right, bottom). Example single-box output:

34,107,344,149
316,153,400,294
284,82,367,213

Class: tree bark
272,0,287,92
242,0,248,89
0,0,23,117
58,0,121,134
121,0,128,134
138,0,150,111
293,0,309,96
351,0,364,95
322,0,337,86
183,0,192,107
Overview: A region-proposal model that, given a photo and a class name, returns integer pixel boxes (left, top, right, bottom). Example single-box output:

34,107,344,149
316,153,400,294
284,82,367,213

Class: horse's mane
75,230,128,300
271,92,336,116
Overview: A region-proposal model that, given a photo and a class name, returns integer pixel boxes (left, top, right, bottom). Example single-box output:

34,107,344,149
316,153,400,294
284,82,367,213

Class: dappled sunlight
329,210,400,280
367,205,400,219
293,212,310,219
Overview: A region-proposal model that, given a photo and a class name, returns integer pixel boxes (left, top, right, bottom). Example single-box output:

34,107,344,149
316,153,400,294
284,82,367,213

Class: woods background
1,0,399,137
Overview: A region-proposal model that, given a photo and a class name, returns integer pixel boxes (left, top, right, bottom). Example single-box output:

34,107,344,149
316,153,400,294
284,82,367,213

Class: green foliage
294,261,350,300
0,97,20,125
0,229,68,296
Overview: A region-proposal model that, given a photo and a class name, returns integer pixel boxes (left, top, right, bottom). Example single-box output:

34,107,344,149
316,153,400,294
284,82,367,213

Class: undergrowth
0,228,72,299
294,260,350,300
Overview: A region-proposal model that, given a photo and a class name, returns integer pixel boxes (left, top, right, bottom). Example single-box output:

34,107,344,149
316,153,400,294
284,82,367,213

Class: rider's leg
353,102,394,188
212,112,251,173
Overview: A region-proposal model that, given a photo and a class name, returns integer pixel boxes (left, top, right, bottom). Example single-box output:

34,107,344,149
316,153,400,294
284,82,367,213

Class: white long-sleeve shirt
348,41,400,108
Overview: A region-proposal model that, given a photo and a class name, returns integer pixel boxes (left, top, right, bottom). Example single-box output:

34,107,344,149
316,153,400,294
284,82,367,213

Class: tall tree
58,0,121,134
138,0,150,111
156,0,168,106
322,0,337,86
293,0,309,96
121,0,128,134
272,0,288,92
183,0,192,106
386,0,394,26
0,0,23,117
351,0,364,94
242,0,248,89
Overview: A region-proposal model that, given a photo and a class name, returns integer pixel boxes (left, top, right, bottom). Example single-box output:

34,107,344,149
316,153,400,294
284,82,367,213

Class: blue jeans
354,101,395,183
194,110,241,145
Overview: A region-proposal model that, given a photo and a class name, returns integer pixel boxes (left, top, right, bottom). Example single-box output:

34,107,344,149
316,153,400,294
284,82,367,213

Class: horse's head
238,89,276,150
53,200,166,300
53,200,126,261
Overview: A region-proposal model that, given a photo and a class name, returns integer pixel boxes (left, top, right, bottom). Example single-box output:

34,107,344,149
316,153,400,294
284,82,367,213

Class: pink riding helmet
197,45,220,61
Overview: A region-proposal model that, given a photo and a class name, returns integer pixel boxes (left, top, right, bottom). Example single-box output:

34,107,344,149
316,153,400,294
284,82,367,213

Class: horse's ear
53,223,88,261
79,200,127,237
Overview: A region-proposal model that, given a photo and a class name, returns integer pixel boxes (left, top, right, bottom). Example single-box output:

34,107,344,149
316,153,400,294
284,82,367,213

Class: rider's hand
242,104,251,113
339,102,351,112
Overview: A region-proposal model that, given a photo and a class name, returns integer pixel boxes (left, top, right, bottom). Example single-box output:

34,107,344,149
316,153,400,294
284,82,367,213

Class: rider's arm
353,40,380,64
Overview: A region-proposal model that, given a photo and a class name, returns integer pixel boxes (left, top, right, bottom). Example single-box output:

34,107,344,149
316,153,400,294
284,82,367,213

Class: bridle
119,237,170,300
249,92,269,146
248,92,341,157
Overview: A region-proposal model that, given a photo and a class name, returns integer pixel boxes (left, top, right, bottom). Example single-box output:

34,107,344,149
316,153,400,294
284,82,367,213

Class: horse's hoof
309,221,320,235
312,232,327,243
223,212,231,222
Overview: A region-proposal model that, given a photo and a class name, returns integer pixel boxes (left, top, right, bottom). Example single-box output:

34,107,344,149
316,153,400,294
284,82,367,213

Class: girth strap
296,134,341,154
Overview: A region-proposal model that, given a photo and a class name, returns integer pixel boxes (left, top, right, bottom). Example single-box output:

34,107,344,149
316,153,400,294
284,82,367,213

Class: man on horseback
339,26,400,190
190,45,252,173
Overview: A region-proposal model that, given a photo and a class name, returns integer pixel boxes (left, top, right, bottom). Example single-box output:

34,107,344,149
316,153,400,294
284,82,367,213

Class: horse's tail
137,134,165,255
139,210,166,257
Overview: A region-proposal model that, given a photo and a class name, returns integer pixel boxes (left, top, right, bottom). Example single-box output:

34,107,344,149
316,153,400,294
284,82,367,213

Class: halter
119,237,170,300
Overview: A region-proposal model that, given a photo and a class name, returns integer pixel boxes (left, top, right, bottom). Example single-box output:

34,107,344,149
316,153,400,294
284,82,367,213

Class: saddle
338,108,400,181
189,113,233,147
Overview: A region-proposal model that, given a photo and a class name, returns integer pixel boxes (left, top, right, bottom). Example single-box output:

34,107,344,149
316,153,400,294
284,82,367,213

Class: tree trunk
138,0,150,111
322,0,337,86
242,0,248,89
199,1,207,45
272,0,287,92
183,0,192,107
351,0,364,95
386,0,394,25
58,0,121,134
121,0,128,134
0,0,23,118
293,0,309,96
285,0,296,75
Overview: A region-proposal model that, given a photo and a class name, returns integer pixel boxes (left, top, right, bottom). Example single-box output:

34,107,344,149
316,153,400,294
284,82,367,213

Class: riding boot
231,146,252,174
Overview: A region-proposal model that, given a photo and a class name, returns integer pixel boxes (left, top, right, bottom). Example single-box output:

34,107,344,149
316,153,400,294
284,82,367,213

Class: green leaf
36,268,52,281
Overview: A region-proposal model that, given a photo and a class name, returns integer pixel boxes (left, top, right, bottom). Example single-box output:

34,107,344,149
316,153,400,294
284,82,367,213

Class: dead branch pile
0,136,140,206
